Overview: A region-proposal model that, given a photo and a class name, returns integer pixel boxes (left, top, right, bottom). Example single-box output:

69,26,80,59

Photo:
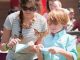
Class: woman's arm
1,28,11,43
0,28,11,51
36,46,43,60
37,51,43,60
0,27,21,51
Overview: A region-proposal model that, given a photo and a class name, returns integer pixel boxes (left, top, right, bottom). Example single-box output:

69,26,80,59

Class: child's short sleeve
4,16,12,30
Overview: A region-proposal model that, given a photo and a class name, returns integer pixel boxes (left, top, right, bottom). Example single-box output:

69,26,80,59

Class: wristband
5,44,10,50
3,43,10,51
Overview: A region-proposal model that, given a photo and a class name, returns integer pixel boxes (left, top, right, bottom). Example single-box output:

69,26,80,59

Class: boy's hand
49,47,62,54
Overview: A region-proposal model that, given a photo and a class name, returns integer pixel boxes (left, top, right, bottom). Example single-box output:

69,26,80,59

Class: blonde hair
47,8,69,25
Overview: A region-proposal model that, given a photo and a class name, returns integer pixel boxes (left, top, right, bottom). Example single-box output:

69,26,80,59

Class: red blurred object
73,20,80,31
41,0,47,15
10,0,19,9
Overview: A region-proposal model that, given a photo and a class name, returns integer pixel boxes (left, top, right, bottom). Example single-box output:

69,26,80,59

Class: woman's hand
7,38,21,48
27,41,36,52
35,44,44,53
35,44,44,60
28,41,43,53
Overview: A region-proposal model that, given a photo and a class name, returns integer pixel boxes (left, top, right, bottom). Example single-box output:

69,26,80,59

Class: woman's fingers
7,38,21,48
28,41,34,46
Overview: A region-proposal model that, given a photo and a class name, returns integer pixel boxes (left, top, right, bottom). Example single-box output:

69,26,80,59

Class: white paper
15,41,34,53
41,48,49,52
15,43,28,53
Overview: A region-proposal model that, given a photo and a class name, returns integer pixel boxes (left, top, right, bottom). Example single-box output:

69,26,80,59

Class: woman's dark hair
19,10,23,38
20,0,29,8
20,0,35,8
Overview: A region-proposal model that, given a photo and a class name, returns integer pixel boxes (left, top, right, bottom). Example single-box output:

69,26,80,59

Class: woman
43,0,62,19
36,9,77,60
0,0,47,60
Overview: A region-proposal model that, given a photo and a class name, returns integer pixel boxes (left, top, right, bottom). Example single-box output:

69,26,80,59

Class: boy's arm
58,48,74,60
49,36,77,60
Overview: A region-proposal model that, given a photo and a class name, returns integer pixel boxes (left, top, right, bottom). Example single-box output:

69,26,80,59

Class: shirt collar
51,28,66,37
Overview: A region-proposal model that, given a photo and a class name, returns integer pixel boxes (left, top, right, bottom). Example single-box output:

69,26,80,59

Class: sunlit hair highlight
47,8,69,25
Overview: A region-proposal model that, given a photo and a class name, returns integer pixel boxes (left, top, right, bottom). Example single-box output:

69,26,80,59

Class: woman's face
48,23,63,34
22,3,35,19
49,1,61,11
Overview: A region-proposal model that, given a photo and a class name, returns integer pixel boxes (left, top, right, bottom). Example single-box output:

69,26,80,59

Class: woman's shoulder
34,12,47,24
4,11,20,26
34,12,46,20
8,11,20,19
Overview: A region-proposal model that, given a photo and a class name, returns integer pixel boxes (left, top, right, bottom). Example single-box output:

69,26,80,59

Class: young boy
36,9,77,60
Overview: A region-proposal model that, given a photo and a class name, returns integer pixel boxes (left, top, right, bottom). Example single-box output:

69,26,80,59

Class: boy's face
48,23,63,34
